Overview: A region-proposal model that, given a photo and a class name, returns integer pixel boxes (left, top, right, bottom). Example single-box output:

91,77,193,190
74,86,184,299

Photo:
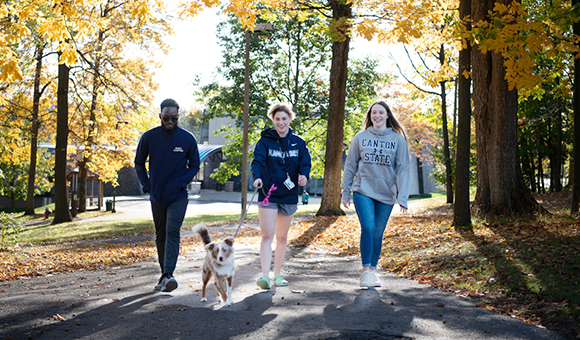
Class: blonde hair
362,100,407,140
267,103,296,120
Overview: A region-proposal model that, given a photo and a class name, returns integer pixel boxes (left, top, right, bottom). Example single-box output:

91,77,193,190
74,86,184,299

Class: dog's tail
192,224,211,245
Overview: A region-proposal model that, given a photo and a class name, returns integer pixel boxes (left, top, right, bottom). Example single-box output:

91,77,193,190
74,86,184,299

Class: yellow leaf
0,57,23,82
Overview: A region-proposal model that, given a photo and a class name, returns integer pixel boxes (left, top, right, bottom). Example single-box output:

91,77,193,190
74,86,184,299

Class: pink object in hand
261,184,277,206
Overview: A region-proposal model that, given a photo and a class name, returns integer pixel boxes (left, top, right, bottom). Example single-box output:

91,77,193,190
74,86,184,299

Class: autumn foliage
0,242,155,282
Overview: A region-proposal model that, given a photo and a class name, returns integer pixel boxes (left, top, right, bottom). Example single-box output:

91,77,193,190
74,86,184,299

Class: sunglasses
161,116,178,123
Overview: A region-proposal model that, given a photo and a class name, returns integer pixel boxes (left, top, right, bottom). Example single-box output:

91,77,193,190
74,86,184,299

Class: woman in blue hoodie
251,103,311,289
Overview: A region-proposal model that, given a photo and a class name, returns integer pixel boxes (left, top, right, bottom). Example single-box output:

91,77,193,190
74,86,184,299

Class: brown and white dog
192,224,235,307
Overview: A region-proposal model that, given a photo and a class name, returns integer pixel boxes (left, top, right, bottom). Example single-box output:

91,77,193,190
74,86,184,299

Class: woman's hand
342,198,350,209
298,175,307,187
400,205,408,213
253,178,263,188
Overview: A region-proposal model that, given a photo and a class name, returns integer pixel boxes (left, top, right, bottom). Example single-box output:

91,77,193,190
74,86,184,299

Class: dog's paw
200,297,207,302
225,299,233,307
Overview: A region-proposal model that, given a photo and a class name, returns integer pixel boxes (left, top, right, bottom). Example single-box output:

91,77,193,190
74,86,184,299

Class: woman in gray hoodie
341,100,411,288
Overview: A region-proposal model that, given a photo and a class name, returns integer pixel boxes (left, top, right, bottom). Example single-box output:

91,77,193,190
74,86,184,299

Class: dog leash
233,187,259,239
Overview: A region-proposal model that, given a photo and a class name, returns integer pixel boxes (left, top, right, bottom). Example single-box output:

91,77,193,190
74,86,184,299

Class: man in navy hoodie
135,99,200,292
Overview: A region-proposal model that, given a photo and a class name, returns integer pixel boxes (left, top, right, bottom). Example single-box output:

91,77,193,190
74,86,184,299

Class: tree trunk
439,61,453,203
472,0,541,216
53,58,72,224
78,158,88,212
529,150,536,192
569,157,574,191
25,45,44,215
79,31,104,213
572,0,580,212
519,140,534,192
537,153,544,193
453,77,458,152
294,23,302,106
547,127,553,192
439,45,453,204
78,166,88,212
552,90,563,192
417,157,424,194
316,0,351,216
442,83,453,204
452,0,472,228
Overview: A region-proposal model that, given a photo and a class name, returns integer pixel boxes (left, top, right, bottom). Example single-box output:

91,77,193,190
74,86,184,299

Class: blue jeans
353,192,394,270
151,198,188,275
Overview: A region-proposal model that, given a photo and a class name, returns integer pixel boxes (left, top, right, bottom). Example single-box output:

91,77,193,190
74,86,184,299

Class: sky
153,9,390,111
153,8,223,110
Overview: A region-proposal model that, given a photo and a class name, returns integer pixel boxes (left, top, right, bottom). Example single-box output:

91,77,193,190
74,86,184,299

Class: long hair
361,100,407,140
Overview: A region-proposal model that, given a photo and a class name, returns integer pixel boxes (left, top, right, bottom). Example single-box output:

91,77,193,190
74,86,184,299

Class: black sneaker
161,274,178,292
154,275,164,291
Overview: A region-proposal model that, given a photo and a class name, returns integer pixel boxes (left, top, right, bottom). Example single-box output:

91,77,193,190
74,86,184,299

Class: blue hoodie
251,127,311,204
135,126,200,207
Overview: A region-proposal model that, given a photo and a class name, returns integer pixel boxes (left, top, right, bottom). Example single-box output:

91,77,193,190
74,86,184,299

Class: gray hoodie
341,127,411,208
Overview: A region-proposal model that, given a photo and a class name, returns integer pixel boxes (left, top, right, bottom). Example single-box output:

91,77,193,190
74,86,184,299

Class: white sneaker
161,274,178,292
154,275,164,291
360,271,371,288
370,272,381,287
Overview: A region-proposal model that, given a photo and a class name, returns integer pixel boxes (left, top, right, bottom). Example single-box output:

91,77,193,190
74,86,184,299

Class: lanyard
277,139,291,176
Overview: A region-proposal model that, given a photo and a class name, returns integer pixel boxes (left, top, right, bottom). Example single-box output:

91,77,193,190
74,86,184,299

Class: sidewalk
0,237,563,340
88,189,322,222
3,193,566,339
88,189,321,223
105,188,322,205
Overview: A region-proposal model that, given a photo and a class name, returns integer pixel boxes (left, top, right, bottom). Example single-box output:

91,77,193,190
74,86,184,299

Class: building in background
0,116,436,211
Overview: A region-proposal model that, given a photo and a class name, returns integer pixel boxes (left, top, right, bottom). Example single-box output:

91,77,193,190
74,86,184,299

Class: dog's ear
224,238,234,247
205,242,215,251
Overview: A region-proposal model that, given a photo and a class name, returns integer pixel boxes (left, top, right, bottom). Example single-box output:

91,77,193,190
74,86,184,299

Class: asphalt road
84,189,324,222
1,191,567,339
0,237,565,339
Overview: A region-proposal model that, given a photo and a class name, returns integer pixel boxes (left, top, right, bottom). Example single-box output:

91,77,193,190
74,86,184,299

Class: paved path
2,191,565,339
84,189,325,222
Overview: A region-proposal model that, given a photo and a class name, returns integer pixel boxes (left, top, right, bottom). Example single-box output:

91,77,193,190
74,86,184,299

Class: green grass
8,201,323,246
7,191,433,246
17,218,154,245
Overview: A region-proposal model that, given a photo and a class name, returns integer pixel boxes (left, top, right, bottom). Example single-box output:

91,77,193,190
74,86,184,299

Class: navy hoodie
135,126,200,207
251,127,311,204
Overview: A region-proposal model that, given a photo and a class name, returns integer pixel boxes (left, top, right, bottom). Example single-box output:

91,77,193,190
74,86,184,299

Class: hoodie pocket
162,180,184,202
358,176,395,201
267,176,292,199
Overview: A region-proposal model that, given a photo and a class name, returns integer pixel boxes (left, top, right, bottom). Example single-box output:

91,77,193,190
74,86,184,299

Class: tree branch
389,52,439,96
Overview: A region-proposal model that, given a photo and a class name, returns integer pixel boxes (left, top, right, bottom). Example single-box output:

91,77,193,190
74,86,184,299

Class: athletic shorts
258,201,298,216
